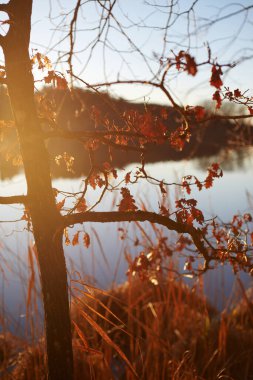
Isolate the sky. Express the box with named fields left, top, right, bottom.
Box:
left=1, top=0, right=253, bottom=107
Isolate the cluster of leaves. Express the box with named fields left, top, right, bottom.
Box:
left=169, top=122, right=191, bottom=151
left=219, top=87, right=253, bottom=114
left=55, top=152, right=75, bottom=173
left=118, top=188, right=137, bottom=212
left=31, top=51, right=68, bottom=90
left=175, top=198, right=204, bottom=226
left=169, top=51, right=225, bottom=110
left=122, top=109, right=167, bottom=144
left=25, top=47, right=253, bottom=279
left=208, top=213, right=253, bottom=274
left=174, top=51, right=197, bottom=76
left=182, top=163, right=223, bottom=194
left=126, top=236, right=172, bottom=283
left=64, top=229, right=90, bottom=248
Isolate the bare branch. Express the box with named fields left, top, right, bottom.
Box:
left=68, top=0, right=82, bottom=81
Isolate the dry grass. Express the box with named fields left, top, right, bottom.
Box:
left=1, top=274, right=253, bottom=380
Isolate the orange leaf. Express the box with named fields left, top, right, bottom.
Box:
left=76, top=199, right=87, bottom=213
left=56, top=198, right=65, bottom=210
left=83, top=232, right=90, bottom=248
left=72, top=231, right=80, bottom=246
left=118, top=188, right=138, bottom=212
left=64, top=229, right=71, bottom=246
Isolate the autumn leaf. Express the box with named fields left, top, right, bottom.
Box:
left=169, top=123, right=191, bottom=151
left=175, top=51, right=197, bottom=76
left=138, top=112, right=166, bottom=142
left=195, top=178, right=203, bottom=191
left=118, top=187, right=138, bottom=212
left=182, top=180, right=191, bottom=194
left=210, top=65, right=223, bottom=89
left=205, top=163, right=223, bottom=188
left=234, top=89, right=241, bottom=98
left=44, top=70, right=68, bottom=90
left=44, top=70, right=55, bottom=84
left=83, top=232, right=90, bottom=248
left=125, top=172, right=131, bottom=184
left=56, top=76, right=68, bottom=90
left=212, top=90, right=222, bottom=109
left=185, top=53, right=197, bottom=76
left=72, top=231, right=80, bottom=246
left=89, top=174, right=105, bottom=189
left=56, top=198, right=65, bottom=210
left=248, top=106, right=253, bottom=115
left=64, top=229, right=71, bottom=246
left=76, top=199, right=87, bottom=213
left=21, top=209, right=31, bottom=221
left=159, top=181, right=167, bottom=195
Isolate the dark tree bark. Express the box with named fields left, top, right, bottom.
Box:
left=1, top=1, right=74, bottom=379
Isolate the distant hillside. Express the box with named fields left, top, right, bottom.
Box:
left=0, top=86, right=252, bottom=179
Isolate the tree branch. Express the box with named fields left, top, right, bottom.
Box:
left=64, top=210, right=210, bottom=264
left=0, top=195, right=28, bottom=205
left=0, top=3, right=9, bottom=12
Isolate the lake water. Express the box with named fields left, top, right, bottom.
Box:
left=0, top=147, right=253, bottom=336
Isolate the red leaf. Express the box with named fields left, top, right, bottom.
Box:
left=212, top=90, right=222, bottom=109
left=118, top=188, right=138, bottom=212
left=195, top=178, right=203, bottom=191
left=125, top=172, right=131, bottom=184
left=175, top=51, right=197, bottom=76
left=210, top=65, right=223, bottom=89
left=234, top=89, right=241, bottom=97
left=182, top=180, right=191, bottom=194
left=185, top=53, right=197, bottom=76
left=138, top=112, right=166, bottom=142
left=248, top=107, right=253, bottom=115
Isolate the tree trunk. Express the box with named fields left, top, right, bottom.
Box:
left=2, top=1, right=73, bottom=379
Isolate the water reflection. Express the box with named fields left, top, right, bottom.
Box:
left=0, top=148, right=253, bottom=335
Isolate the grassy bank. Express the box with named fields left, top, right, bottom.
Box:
left=1, top=275, right=253, bottom=380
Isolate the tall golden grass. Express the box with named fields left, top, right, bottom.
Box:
left=1, top=272, right=252, bottom=380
